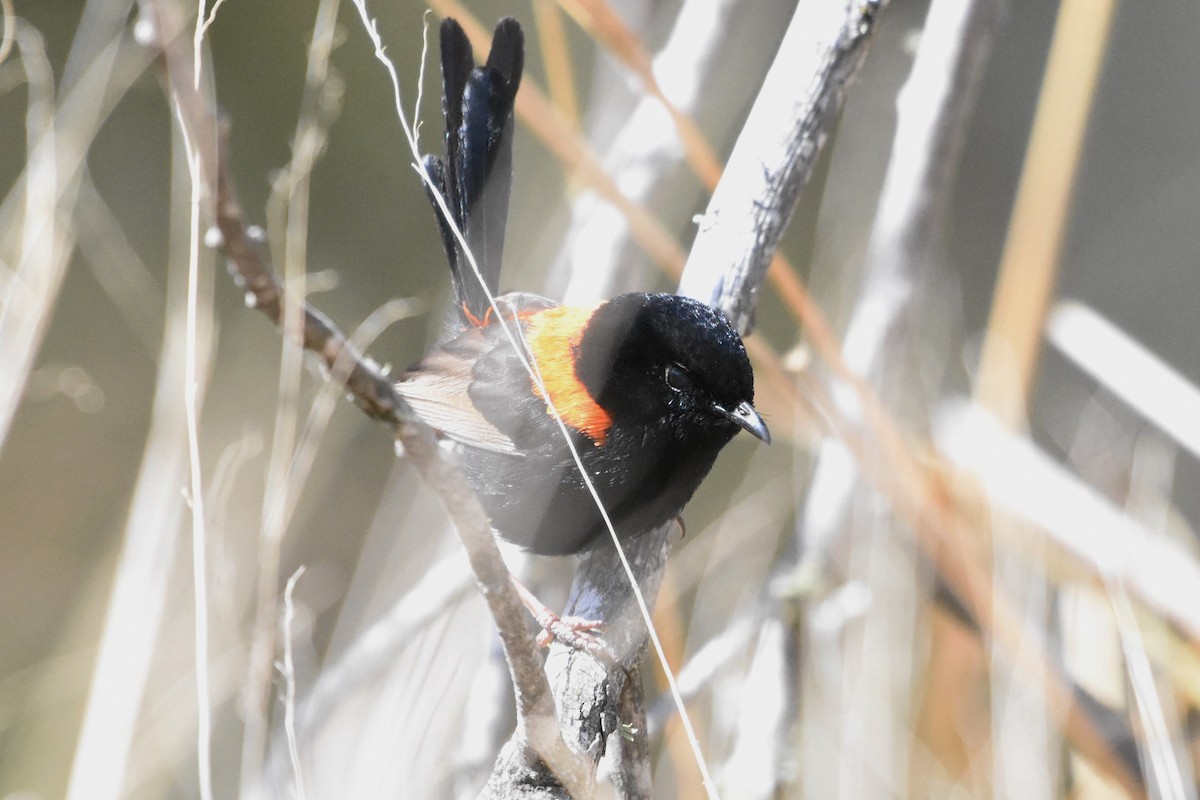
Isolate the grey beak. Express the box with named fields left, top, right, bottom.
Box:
left=721, top=400, right=771, bottom=445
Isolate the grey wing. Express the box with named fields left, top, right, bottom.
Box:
left=396, top=333, right=521, bottom=456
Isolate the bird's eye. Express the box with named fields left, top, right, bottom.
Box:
left=664, top=364, right=694, bottom=393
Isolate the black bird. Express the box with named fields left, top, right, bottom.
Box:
left=398, top=17, right=769, bottom=556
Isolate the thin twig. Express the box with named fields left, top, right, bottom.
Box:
left=412, top=10, right=430, bottom=150
left=179, top=2, right=223, bottom=794
left=174, top=90, right=214, bottom=800
left=63, top=31, right=214, bottom=800
left=141, top=0, right=588, bottom=793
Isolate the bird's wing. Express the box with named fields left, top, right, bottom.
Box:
left=396, top=330, right=521, bottom=456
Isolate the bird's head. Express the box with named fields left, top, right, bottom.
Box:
left=571, top=293, right=770, bottom=447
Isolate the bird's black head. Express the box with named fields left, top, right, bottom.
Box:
left=574, top=293, right=770, bottom=446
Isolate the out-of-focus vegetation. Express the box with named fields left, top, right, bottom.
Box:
left=1, top=0, right=1198, bottom=797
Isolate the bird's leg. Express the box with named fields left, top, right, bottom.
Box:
left=509, top=575, right=616, bottom=666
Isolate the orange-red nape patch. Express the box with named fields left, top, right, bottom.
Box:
left=522, top=306, right=613, bottom=445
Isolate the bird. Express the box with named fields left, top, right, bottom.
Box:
left=397, top=17, right=770, bottom=557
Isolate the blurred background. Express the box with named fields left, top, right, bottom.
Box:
left=1, top=0, right=1198, bottom=797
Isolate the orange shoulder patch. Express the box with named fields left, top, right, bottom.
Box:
left=522, top=306, right=612, bottom=445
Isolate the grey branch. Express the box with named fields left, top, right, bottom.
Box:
left=611, top=667, right=653, bottom=800
left=483, top=522, right=674, bottom=800
left=678, top=0, right=888, bottom=334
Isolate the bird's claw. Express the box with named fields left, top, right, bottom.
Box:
left=534, top=613, right=616, bottom=664
left=535, top=615, right=604, bottom=648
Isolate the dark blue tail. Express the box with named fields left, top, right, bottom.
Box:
left=422, top=18, right=524, bottom=326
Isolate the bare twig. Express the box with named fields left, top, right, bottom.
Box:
left=137, top=0, right=588, bottom=792
left=175, top=75, right=215, bottom=800
left=60, top=15, right=212, bottom=800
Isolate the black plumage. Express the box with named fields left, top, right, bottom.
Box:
left=401, top=19, right=769, bottom=556
left=422, top=18, right=523, bottom=328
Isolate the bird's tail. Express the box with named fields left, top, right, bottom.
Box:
left=422, top=17, right=524, bottom=327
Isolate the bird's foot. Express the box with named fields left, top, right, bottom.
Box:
left=534, top=614, right=604, bottom=650
left=533, top=608, right=616, bottom=666
left=510, top=576, right=617, bottom=665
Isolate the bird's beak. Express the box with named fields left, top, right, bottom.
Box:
left=721, top=400, right=771, bottom=445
